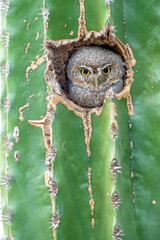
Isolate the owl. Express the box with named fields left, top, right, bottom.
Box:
left=66, top=46, right=125, bottom=108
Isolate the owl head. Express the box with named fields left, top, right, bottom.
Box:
left=66, top=46, right=125, bottom=91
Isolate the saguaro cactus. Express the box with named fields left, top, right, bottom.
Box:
left=0, top=0, right=160, bottom=240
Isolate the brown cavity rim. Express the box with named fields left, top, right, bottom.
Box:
left=45, top=21, right=136, bottom=116
left=44, top=2, right=136, bottom=118
left=45, top=0, right=136, bottom=116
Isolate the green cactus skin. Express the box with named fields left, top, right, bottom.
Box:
left=51, top=101, right=114, bottom=240
left=0, top=2, right=10, bottom=237
left=1, top=0, right=53, bottom=239
left=1, top=0, right=160, bottom=240
left=110, top=2, right=138, bottom=239
left=111, top=0, right=160, bottom=240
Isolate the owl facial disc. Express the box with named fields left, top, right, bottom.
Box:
left=66, top=46, right=125, bottom=108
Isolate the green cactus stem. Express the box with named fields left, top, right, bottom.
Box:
left=1, top=0, right=160, bottom=240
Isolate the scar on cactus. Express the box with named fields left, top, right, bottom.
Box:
left=29, top=0, right=136, bottom=157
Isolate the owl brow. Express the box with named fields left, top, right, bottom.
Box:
left=75, top=65, right=92, bottom=72
left=102, top=64, right=112, bottom=69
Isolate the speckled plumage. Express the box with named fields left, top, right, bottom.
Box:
left=67, top=46, right=125, bottom=108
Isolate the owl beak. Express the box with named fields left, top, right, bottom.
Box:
left=94, top=77, right=98, bottom=87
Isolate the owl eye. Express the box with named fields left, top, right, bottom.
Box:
left=103, top=67, right=111, bottom=74
left=81, top=68, right=90, bottom=75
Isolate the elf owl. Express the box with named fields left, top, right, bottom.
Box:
left=66, top=46, right=125, bottom=108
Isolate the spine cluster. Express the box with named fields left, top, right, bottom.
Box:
left=110, top=102, right=123, bottom=240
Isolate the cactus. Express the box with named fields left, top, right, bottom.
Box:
left=0, top=0, right=160, bottom=240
